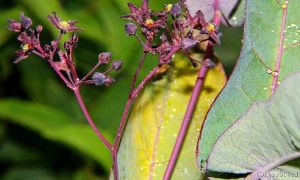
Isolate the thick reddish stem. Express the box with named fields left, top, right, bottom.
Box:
left=163, top=59, right=210, bottom=180
left=163, top=1, right=222, bottom=178
left=73, top=87, right=112, bottom=150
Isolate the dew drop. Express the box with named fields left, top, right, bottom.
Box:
left=266, top=68, right=273, bottom=74
left=277, top=81, right=281, bottom=85
left=263, top=87, right=268, bottom=91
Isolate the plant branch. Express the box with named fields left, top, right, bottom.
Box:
left=111, top=66, right=160, bottom=180
left=163, top=1, right=222, bottom=177
left=130, top=52, right=148, bottom=91
left=73, top=87, right=112, bottom=150
left=163, top=58, right=212, bottom=180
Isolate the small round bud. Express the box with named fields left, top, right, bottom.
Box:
left=7, top=20, right=21, bottom=32
left=104, top=76, right=115, bottom=86
left=125, top=23, right=137, bottom=36
left=20, top=12, right=32, bottom=29
left=36, top=25, right=43, bottom=33
left=112, top=60, right=123, bottom=71
left=170, top=4, right=181, bottom=16
left=92, top=72, right=106, bottom=86
left=98, top=52, right=111, bottom=64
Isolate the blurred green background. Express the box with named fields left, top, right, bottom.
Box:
left=0, top=0, right=242, bottom=179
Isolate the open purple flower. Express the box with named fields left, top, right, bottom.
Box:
left=47, top=12, right=82, bottom=33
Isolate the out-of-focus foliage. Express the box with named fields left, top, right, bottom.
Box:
left=0, top=0, right=242, bottom=179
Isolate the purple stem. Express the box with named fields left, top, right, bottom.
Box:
left=111, top=66, right=159, bottom=180
left=163, top=59, right=210, bottom=180
left=163, top=1, right=222, bottom=177
left=78, top=61, right=102, bottom=85
left=73, top=87, right=112, bottom=150
left=130, top=53, right=147, bottom=91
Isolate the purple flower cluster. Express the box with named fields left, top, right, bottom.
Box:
left=7, top=12, right=122, bottom=88
left=122, top=1, right=221, bottom=66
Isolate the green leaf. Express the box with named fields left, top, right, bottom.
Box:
left=117, top=57, right=227, bottom=179
left=207, top=73, right=300, bottom=178
left=0, top=99, right=112, bottom=171
left=198, top=0, right=300, bottom=165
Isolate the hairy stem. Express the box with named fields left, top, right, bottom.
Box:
left=73, top=87, right=112, bottom=150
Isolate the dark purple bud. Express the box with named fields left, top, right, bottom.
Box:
left=36, top=25, right=43, bottom=33
left=92, top=72, right=107, bottom=86
left=181, top=38, right=198, bottom=51
left=20, top=12, right=32, bottom=29
left=7, top=19, right=21, bottom=32
left=112, top=60, right=123, bottom=71
left=170, top=4, right=181, bottom=16
left=98, top=52, right=111, bottom=64
left=125, top=23, right=137, bottom=36
left=104, top=76, right=115, bottom=86
left=44, top=44, right=51, bottom=52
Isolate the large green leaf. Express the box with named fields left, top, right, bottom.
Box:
left=198, top=0, right=300, bottom=166
left=207, top=73, right=300, bottom=178
left=0, top=99, right=112, bottom=171
left=117, top=57, right=226, bottom=179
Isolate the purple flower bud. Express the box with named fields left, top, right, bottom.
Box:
left=36, top=25, right=43, bottom=33
left=104, top=76, right=115, bottom=86
left=20, top=12, right=32, bottom=29
left=98, top=52, right=111, bottom=64
left=92, top=72, right=107, bottom=86
left=125, top=23, right=137, bottom=36
left=7, top=19, right=21, bottom=32
left=170, top=4, right=181, bottom=16
left=181, top=38, right=198, bottom=51
left=44, top=44, right=52, bottom=52
left=112, top=60, right=123, bottom=71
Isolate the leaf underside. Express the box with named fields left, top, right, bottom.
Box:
left=198, top=0, right=300, bottom=167
left=185, top=0, right=244, bottom=27
left=207, top=73, right=300, bottom=178
left=117, top=56, right=226, bottom=180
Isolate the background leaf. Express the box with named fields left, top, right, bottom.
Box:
left=0, top=99, right=112, bottom=171
left=207, top=73, right=300, bottom=178
left=117, top=56, right=226, bottom=179
left=198, top=0, right=300, bottom=166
